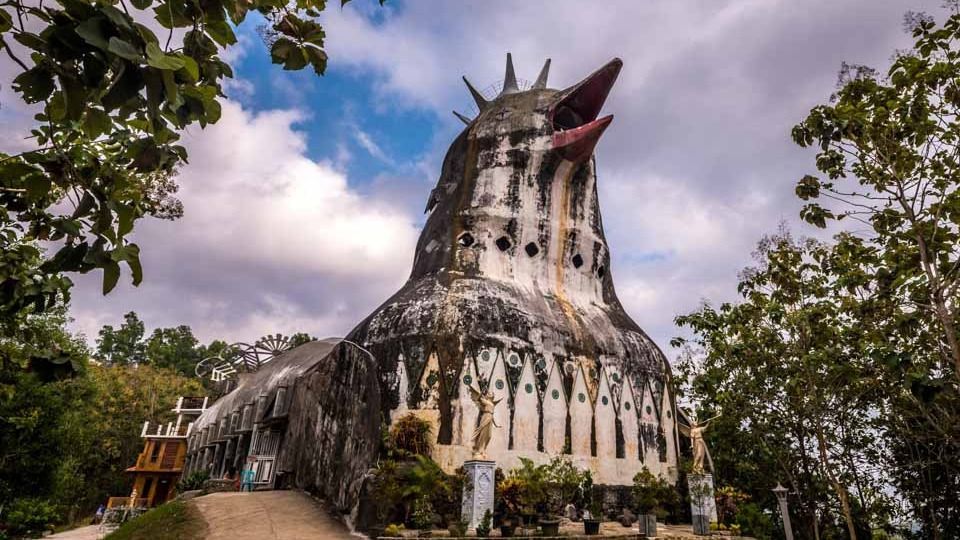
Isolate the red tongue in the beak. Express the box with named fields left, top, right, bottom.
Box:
left=551, top=58, right=621, bottom=162
left=553, top=115, right=613, bottom=162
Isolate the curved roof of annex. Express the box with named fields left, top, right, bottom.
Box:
left=192, top=338, right=342, bottom=431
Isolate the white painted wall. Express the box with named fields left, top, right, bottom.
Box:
left=569, top=364, right=592, bottom=457
left=542, top=361, right=567, bottom=455
left=594, top=369, right=616, bottom=460
left=512, top=356, right=539, bottom=452
left=487, top=355, right=511, bottom=457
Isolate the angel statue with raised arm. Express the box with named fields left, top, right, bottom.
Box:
left=469, top=385, right=502, bottom=460
left=680, top=411, right=721, bottom=475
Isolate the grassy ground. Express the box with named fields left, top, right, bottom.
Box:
left=104, top=501, right=208, bottom=540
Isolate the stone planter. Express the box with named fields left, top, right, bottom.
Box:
left=583, top=518, right=601, bottom=535
left=538, top=517, right=561, bottom=536
left=637, top=514, right=657, bottom=537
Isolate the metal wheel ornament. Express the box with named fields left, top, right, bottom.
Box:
left=195, top=333, right=295, bottom=381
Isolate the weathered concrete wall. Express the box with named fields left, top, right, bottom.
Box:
left=280, top=343, right=382, bottom=513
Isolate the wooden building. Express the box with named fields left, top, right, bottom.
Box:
left=113, top=396, right=208, bottom=509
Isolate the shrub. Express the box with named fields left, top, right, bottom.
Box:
left=389, top=413, right=433, bottom=456
left=715, top=486, right=749, bottom=526
left=383, top=523, right=405, bottom=537
left=733, top=502, right=775, bottom=539
left=476, top=510, right=492, bottom=537
left=3, top=497, right=59, bottom=537
left=541, top=457, right=592, bottom=513
left=177, top=470, right=210, bottom=492
left=410, top=496, right=435, bottom=530
left=632, top=467, right=679, bottom=519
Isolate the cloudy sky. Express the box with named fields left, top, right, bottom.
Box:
left=1, top=0, right=937, bottom=357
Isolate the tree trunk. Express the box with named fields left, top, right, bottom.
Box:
left=814, top=426, right=857, bottom=540
left=911, top=221, right=960, bottom=378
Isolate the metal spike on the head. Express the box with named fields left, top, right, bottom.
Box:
left=452, top=111, right=473, bottom=125
left=463, top=76, right=488, bottom=111
left=533, top=59, right=551, bottom=89
left=501, top=52, right=519, bottom=95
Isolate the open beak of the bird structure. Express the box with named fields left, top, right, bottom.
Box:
left=550, top=58, right=622, bottom=162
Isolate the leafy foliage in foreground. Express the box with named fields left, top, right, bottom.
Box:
left=0, top=0, right=381, bottom=333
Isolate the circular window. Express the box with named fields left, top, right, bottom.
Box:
left=625, top=402, right=631, bottom=411
left=525, top=242, right=540, bottom=257
left=552, top=389, right=560, bottom=400
left=601, top=396, right=609, bottom=406
left=667, top=410, right=672, bottom=418
left=612, top=373, right=621, bottom=383
left=463, top=374, right=472, bottom=386
left=481, top=351, right=490, bottom=362
left=507, top=353, right=521, bottom=367
left=578, top=393, right=586, bottom=403
left=525, top=383, right=533, bottom=394
left=645, top=405, right=652, bottom=414
left=495, top=380, right=504, bottom=390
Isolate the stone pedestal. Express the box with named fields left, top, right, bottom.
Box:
left=688, top=473, right=717, bottom=535
left=461, top=460, right=495, bottom=532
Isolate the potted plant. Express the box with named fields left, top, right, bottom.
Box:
left=499, top=515, right=517, bottom=538
left=497, top=476, right=523, bottom=537
left=632, top=467, right=665, bottom=538
left=583, top=499, right=602, bottom=535
left=538, top=514, right=561, bottom=536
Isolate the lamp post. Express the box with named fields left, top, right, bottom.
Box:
left=772, top=483, right=794, bottom=540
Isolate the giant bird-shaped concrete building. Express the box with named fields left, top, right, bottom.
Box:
left=185, top=54, right=680, bottom=513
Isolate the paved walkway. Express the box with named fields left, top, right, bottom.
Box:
left=193, top=491, right=356, bottom=540
left=46, top=525, right=104, bottom=540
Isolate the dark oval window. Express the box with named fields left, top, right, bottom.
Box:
left=597, top=265, right=606, bottom=278
left=646, top=405, right=652, bottom=414
left=601, top=396, right=609, bottom=406
left=552, top=389, right=560, bottom=400
left=667, top=410, right=672, bottom=418
left=525, top=383, right=534, bottom=394
left=463, top=374, right=472, bottom=386
left=495, top=379, right=505, bottom=390
left=578, top=393, right=586, bottom=403
left=572, top=254, right=584, bottom=268
left=457, top=232, right=475, bottom=247
left=481, top=350, right=490, bottom=362
left=625, top=402, right=631, bottom=411
left=496, top=236, right=512, bottom=252
left=525, top=242, right=540, bottom=257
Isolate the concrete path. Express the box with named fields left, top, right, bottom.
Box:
left=46, top=525, right=104, bottom=540
left=193, top=491, right=356, bottom=540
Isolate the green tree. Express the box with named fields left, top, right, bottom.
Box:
left=145, top=324, right=201, bottom=376
left=96, top=310, right=146, bottom=365
left=675, top=231, right=888, bottom=539
left=792, top=7, right=960, bottom=379
left=789, top=8, right=960, bottom=536
left=0, top=0, right=382, bottom=325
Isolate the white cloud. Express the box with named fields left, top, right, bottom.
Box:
left=68, top=101, right=418, bottom=344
